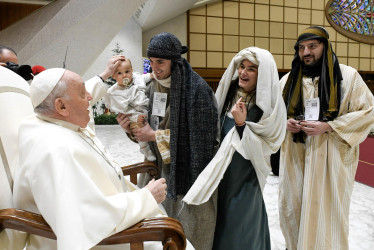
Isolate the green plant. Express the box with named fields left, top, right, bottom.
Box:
left=94, top=113, right=118, bottom=125
left=112, top=41, right=124, bottom=55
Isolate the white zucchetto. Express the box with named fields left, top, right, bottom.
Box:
left=30, top=68, right=65, bottom=108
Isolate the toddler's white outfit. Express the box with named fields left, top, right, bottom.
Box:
left=103, top=72, right=156, bottom=161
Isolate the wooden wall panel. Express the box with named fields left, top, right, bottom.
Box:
left=0, top=2, right=43, bottom=31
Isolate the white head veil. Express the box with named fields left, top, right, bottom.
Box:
left=215, top=47, right=280, bottom=118
left=183, top=47, right=287, bottom=205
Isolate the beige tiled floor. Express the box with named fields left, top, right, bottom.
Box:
left=96, top=125, right=374, bottom=250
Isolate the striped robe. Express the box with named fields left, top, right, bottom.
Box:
left=279, top=64, right=374, bottom=250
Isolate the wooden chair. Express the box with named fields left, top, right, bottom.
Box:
left=0, top=68, right=186, bottom=250
left=0, top=161, right=186, bottom=250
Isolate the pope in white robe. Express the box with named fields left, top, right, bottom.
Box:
left=11, top=67, right=190, bottom=250
left=14, top=114, right=165, bottom=250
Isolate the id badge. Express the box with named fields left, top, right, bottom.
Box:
left=305, top=98, right=319, bottom=121
left=152, top=92, right=167, bottom=117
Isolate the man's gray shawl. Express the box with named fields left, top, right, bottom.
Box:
left=149, top=58, right=218, bottom=200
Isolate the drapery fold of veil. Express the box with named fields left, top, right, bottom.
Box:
left=183, top=47, right=287, bottom=205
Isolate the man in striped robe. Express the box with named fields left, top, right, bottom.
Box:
left=279, top=26, right=374, bottom=250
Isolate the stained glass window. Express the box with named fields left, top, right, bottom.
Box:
left=326, top=0, right=374, bottom=44
left=143, top=58, right=151, bottom=74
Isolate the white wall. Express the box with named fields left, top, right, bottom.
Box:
left=82, top=17, right=143, bottom=80
left=142, top=13, right=187, bottom=58
left=85, top=11, right=188, bottom=81
left=0, top=0, right=145, bottom=77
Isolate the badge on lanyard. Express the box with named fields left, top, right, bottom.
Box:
left=152, top=92, right=167, bottom=117
left=305, top=98, right=320, bottom=121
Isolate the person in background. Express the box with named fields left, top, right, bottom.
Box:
left=31, top=65, right=46, bottom=76
left=279, top=26, right=374, bottom=250
left=183, top=47, right=287, bottom=250
left=0, top=45, right=32, bottom=81
left=0, top=45, right=18, bottom=65
left=116, top=32, right=219, bottom=250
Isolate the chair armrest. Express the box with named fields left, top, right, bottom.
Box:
left=99, top=217, right=186, bottom=250
left=122, top=162, right=159, bottom=185
left=0, top=208, right=55, bottom=240
left=0, top=209, right=186, bottom=250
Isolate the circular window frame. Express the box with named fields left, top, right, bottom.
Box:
left=325, top=0, right=374, bottom=45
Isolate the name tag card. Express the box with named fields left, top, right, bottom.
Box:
left=305, top=98, right=319, bottom=121
left=152, top=92, right=167, bottom=117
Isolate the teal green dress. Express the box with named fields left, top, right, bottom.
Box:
left=212, top=106, right=270, bottom=250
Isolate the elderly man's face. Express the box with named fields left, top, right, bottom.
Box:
left=298, top=39, right=324, bottom=66
left=149, top=57, right=172, bottom=80
left=0, top=49, right=18, bottom=66
left=63, top=71, right=92, bottom=128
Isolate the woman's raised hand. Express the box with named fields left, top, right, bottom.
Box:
left=231, top=97, right=247, bottom=126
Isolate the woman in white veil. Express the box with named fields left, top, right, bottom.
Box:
left=183, top=47, right=287, bottom=249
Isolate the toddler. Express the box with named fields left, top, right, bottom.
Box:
left=103, top=59, right=156, bottom=161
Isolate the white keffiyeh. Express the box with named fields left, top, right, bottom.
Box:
left=183, top=47, right=287, bottom=205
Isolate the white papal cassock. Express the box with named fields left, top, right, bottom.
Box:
left=13, top=114, right=164, bottom=250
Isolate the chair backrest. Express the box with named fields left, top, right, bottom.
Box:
left=0, top=66, right=34, bottom=248
left=0, top=66, right=34, bottom=206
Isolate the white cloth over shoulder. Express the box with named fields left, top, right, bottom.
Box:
left=103, top=72, right=150, bottom=115
left=183, top=47, right=287, bottom=205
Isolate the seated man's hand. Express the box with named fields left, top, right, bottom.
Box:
left=99, top=55, right=126, bottom=80
left=145, top=178, right=167, bottom=204
left=116, top=113, right=132, bottom=133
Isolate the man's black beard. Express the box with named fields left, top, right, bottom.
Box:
left=301, top=58, right=322, bottom=77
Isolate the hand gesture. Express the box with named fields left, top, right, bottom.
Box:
left=99, top=55, right=126, bottom=80
left=231, top=97, right=247, bottom=126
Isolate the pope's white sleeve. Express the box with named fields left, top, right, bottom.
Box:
left=85, top=76, right=108, bottom=105
left=28, top=143, right=160, bottom=250
left=85, top=76, right=109, bottom=131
